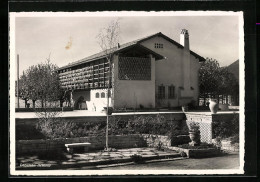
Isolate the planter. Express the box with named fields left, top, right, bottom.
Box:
left=189, top=131, right=200, bottom=146
left=182, top=106, right=188, bottom=112
left=103, top=107, right=113, bottom=115
left=209, top=99, right=218, bottom=114
left=169, top=146, right=221, bottom=158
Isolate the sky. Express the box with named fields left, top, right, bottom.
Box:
left=14, top=12, right=240, bottom=77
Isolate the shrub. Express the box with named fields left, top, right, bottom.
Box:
left=16, top=124, right=45, bottom=140
left=18, top=115, right=188, bottom=140
left=36, top=118, right=77, bottom=139
left=212, top=114, right=239, bottom=139
left=109, top=115, right=188, bottom=137
left=130, top=154, right=144, bottom=164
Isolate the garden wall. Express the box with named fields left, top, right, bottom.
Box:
left=185, top=112, right=239, bottom=143
left=16, top=134, right=175, bottom=155
left=16, top=135, right=146, bottom=155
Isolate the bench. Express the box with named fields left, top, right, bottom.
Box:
left=65, top=142, right=91, bottom=153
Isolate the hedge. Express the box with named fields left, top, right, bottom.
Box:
left=16, top=115, right=189, bottom=140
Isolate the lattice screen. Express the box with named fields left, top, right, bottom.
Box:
left=118, top=57, right=151, bottom=80
left=186, top=120, right=212, bottom=144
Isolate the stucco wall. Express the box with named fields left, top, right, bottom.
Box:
left=89, top=89, right=112, bottom=112
left=71, top=89, right=111, bottom=111
left=113, top=55, right=156, bottom=109
left=140, top=35, right=201, bottom=107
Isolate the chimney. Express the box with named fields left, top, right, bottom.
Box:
left=180, top=29, right=189, bottom=50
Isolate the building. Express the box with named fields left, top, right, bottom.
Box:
left=57, top=30, right=205, bottom=111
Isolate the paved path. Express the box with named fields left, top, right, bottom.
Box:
left=16, top=147, right=180, bottom=170
left=15, top=110, right=238, bottom=119
left=81, top=154, right=240, bottom=170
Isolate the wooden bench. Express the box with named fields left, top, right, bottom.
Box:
left=65, top=142, right=91, bottom=153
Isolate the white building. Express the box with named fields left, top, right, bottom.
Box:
left=57, top=29, right=205, bottom=111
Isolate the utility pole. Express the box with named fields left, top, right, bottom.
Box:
left=17, top=54, right=19, bottom=108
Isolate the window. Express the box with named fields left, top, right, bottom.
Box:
left=154, top=43, right=163, bottom=49
left=158, top=85, right=165, bottom=99
left=95, top=92, right=99, bottom=98
left=168, top=85, right=175, bottom=99
left=101, top=92, right=105, bottom=98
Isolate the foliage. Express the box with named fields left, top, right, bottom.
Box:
left=218, top=67, right=239, bottom=96
left=199, top=58, right=221, bottom=96
left=189, top=122, right=200, bottom=133
left=18, top=56, right=62, bottom=108
left=180, top=151, right=187, bottom=157
left=17, top=72, right=30, bottom=107
left=36, top=117, right=77, bottom=139
left=16, top=124, right=45, bottom=140
left=17, top=115, right=189, bottom=140
left=199, top=58, right=239, bottom=103
left=109, top=115, right=188, bottom=136
left=130, top=154, right=144, bottom=164
left=212, top=114, right=239, bottom=139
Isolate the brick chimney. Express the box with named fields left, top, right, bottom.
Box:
left=180, top=29, right=190, bottom=50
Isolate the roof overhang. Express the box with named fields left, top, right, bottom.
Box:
left=57, top=43, right=165, bottom=71
left=115, top=43, right=165, bottom=61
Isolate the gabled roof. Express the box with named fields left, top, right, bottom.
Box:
left=58, top=32, right=205, bottom=71
left=136, top=32, right=206, bottom=62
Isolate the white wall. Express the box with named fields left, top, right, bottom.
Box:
left=140, top=35, right=201, bottom=107
left=113, top=55, right=156, bottom=109
left=89, top=89, right=112, bottom=112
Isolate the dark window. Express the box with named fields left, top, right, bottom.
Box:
left=101, top=92, right=105, bottom=98
left=95, top=93, right=99, bottom=98
left=158, top=85, right=165, bottom=99
left=168, top=85, right=175, bottom=99
left=154, top=43, right=163, bottom=49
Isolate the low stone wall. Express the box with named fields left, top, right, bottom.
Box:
left=16, top=135, right=147, bottom=155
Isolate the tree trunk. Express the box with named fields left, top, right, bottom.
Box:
left=33, top=100, right=36, bottom=109
left=203, top=94, right=206, bottom=106
left=60, top=100, right=63, bottom=107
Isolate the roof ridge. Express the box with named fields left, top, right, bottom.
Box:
left=58, top=31, right=205, bottom=70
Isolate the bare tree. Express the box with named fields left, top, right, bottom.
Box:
left=96, top=19, right=120, bottom=151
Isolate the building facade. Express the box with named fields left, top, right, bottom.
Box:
left=57, top=30, right=205, bottom=111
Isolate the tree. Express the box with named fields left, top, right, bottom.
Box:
left=17, top=71, right=30, bottom=108
left=199, top=58, right=221, bottom=105
left=199, top=58, right=239, bottom=105
left=96, top=19, right=120, bottom=151
left=20, top=55, right=61, bottom=108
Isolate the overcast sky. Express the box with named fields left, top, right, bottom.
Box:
left=14, top=13, right=240, bottom=77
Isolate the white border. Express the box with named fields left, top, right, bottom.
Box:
left=9, top=11, right=244, bottom=176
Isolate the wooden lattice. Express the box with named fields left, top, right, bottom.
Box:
left=59, top=59, right=110, bottom=89
left=118, top=57, right=151, bottom=80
